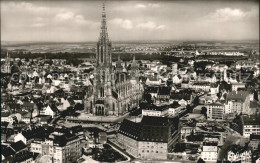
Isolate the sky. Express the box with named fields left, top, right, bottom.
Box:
left=1, top=0, right=259, bottom=42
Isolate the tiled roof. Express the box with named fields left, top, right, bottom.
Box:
left=1, top=146, right=15, bottom=158
left=228, top=145, right=251, bottom=154
left=226, top=91, right=249, bottom=102
left=13, top=150, right=34, bottom=162
left=118, top=116, right=179, bottom=143
left=10, top=140, right=27, bottom=152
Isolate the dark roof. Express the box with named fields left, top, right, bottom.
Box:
left=70, top=125, right=84, bottom=134
left=141, top=116, right=170, bottom=126
left=146, top=86, right=159, bottom=94
left=250, top=101, right=260, bottom=108
left=170, top=92, right=192, bottom=101
left=95, top=99, right=104, bottom=104
left=10, top=140, right=27, bottom=152
left=22, top=103, right=35, bottom=108
left=228, top=145, right=251, bottom=154
left=52, top=128, right=80, bottom=147
left=250, top=134, right=260, bottom=141
left=21, top=126, right=46, bottom=140
left=1, top=146, right=15, bottom=158
left=118, top=119, right=141, bottom=140
left=158, top=86, right=171, bottom=95
left=118, top=116, right=179, bottom=143
left=6, top=103, right=21, bottom=110
left=243, top=114, right=260, bottom=125
left=36, top=115, right=52, bottom=122
left=227, top=91, right=249, bottom=102
left=13, top=150, right=34, bottom=162
left=1, top=111, right=11, bottom=117
left=147, top=76, right=159, bottom=82
left=203, top=142, right=218, bottom=146
left=207, top=102, right=224, bottom=107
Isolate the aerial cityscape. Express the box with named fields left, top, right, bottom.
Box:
left=1, top=0, right=259, bottom=163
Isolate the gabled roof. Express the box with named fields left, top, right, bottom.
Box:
left=226, top=91, right=249, bottom=102
left=13, top=150, right=34, bottom=162
left=21, top=126, right=46, bottom=140
left=1, top=146, right=15, bottom=158
left=10, top=140, right=27, bottom=152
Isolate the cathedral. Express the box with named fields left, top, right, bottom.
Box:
left=1, top=51, right=11, bottom=74
left=84, top=4, right=143, bottom=116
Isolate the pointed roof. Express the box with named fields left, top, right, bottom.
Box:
left=99, top=2, right=109, bottom=43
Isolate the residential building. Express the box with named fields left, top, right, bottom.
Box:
left=201, top=142, right=218, bottom=162
left=142, top=105, right=168, bottom=117
left=226, top=91, right=250, bottom=114
left=30, top=127, right=84, bottom=163
left=232, top=83, right=246, bottom=91
left=243, top=114, right=260, bottom=138
left=249, top=135, right=260, bottom=150
left=206, top=102, right=224, bottom=120
left=192, top=82, right=210, bottom=92
left=227, top=145, right=252, bottom=163
left=231, top=114, right=260, bottom=138
left=14, top=126, right=46, bottom=144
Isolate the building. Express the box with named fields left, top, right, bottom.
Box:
left=201, top=142, right=218, bottom=162
left=97, top=132, right=107, bottom=144
left=117, top=116, right=179, bottom=160
left=172, top=63, right=178, bottom=75
left=226, top=91, right=250, bottom=114
left=14, top=126, right=46, bottom=145
left=232, top=83, right=246, bottom=91
left=230, top=114, right=260, bottom=138
left=249, top=135, right=260, bottom=150
left=142, top=105, right=168, bottom=117
left=191, top=82, right=211, bottom=92
left=40, top=105, right=59, bottom=118
left=227, top=145, right=252, bottom=163
left=30, top=127, right=84, bottom=163
left=157, top=86, right=171, bottom=102
left=243, top=114, right=260, bottom=138
left=84, top=4, right=142, bottom=116
left=206, top=102, right=224, bottom=121
left=1, top=51, right=11, bottom=73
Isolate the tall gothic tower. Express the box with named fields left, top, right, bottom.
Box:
left=5, top=51, right=11, bottom=73
left=92, top=3, right=113, bottom=115
left=85, top=3, right=143, bottom=116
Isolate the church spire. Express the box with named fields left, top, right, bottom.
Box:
left=100, top=2, right=109, bottom=41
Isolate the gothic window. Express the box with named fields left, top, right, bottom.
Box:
left=90, top=101, right=93, bottom=113
left=113, top=103, right=115, bottom=112
left=100, top=87, right=104, bottom=97
left=101, top=46, right=103, bottom=63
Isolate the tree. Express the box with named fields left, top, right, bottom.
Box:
left=74, top=103, right=84, bottom=111
left=197, top=158, right=205, bottom=163
left=166, top=78, right=173, bottom=87
left=201, top=107, right=207, bottom=118
left=144, top=93, right=152, bottom=104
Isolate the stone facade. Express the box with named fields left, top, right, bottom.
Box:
left=84, top=4, right=143, bottom=116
